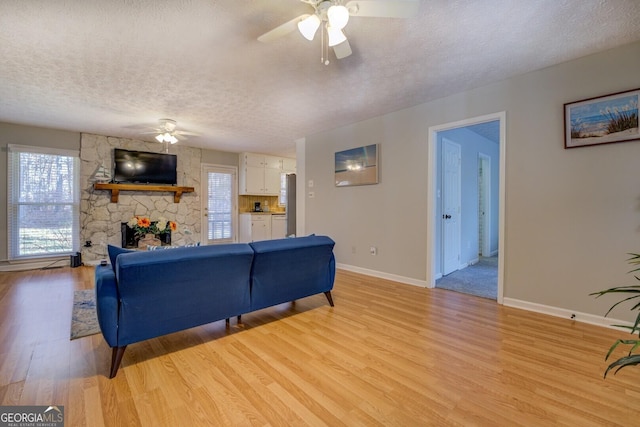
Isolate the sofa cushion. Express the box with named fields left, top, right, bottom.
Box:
left=107, top=245, right=134, bottom=273
left=249, top=235, right=336, bottom=311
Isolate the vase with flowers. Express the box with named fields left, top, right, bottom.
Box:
left=127, top=216, right=177, bottom=249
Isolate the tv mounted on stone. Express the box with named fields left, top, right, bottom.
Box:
left=113, top=148, right=177, bottom=185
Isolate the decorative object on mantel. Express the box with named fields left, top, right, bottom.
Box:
left=564, top=88, right=639, bottom=149
left=93, top=183, right=194, bottom=203
left=590, top=253, right=640, bottom=377
left=89, top=163, right=112, bottom=183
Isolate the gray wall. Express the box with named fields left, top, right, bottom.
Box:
left=0, top=122, right=238, bottom=262
left=303, top=41, right=640, bottom=322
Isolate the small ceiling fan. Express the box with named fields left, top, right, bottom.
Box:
left=257, top=0, right=419, bottom=64
left=141, top=119, right=199, bottom=145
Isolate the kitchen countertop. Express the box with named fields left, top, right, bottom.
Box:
left=241, top=212, right=285, bottom=215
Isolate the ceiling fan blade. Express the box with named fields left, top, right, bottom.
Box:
left=333, top=39, right=352, bottom=59
left=345, top=0, right=419, bottom=18
left=175, top=130, right=199, bottom=137
left=257, top=14, right=310, bottom=43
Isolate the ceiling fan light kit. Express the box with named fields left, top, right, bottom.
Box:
left=298, top=14, right=321, bottom=40
left=327, top=5, right=349, bottom=29
left=155, top=133, right=178, bottom=144
left=327, top=26, right=347, bottom=47
left=258, top=0, right=419, bottom=64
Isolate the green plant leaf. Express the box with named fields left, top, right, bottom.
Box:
left=604, top=354, right=640, bottom=377
left=604, top=339, right=639, bottom=360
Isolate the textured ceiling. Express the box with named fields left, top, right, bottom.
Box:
left=1, top=1, right=639, bottom=157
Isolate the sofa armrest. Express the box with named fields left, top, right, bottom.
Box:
left=94, top=265, right=119, bottom=347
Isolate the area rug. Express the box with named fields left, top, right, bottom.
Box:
left=70, top=289, right=100, bottom=340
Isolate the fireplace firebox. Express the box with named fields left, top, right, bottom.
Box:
left=121, top=222, right=171, bottom=248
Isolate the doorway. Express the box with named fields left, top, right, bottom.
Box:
left=201, top=164, right=238, bottom=244
left=427, top=112, right=505, bottom=303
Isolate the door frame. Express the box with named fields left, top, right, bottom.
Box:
left=426, top=112, right=506, bottom=304
left=478, top=153, right=492, bottom=257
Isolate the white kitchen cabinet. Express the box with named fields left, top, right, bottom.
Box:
left=239, top=213, right=272, bottom=243
left=239, top=152, right=296, bottom=195
left=281, top=157, right=296, bottom=172
left=271, top=215, right=287, bottom=239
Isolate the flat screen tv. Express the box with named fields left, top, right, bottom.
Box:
left=113, top=149, right=177, bottom=185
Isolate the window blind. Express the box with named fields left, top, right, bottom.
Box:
left=207, top=171, right=233, bottom=241
left=7, top=144, right=80, bottom=259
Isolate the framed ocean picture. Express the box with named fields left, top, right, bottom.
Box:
left=564, top=88, right=639, bottom=149
left=335, top=144, right=379, bottom=187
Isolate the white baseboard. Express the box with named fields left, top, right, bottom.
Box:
left=336, top=263, right=427, bottom=288
left=0, top=257, right=69, bottom=272
left=503, top=297, right=633, bottom=332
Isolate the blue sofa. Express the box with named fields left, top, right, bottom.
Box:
left=95, top=235, right=336, bottom=378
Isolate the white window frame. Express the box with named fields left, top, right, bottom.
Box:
left=7, top=144, right=80, bottom=260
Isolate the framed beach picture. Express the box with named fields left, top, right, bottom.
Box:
left=335, top=144, right=379, bottom=187
left=564, top=88, right=640, bottom=149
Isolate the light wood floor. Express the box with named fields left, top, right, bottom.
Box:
left=0, top=266, right=638, bottom=426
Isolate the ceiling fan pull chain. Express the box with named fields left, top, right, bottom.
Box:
left=322, top=23, right=330, bottom=65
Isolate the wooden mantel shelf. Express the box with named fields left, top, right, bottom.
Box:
left=94, top=183, right=195, bottom=203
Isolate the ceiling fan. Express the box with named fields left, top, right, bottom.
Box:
left=141, top=119, right=199, bottom=145
left=257, top=0, right=420, bottom=64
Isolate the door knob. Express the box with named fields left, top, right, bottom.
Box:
left=443, top=214, right=451, bottom=219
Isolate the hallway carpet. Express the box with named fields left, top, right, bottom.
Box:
left=436, top=256, right=498, bottom=299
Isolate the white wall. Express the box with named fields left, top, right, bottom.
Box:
left=304, top=41, right=640, bottom=322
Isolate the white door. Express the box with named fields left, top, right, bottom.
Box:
left=202, top=164, right=237, bottom=244
left=442, top=138, right=461, bottom=276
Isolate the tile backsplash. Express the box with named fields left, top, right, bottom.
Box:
left=239, top=195, right=284, bottom=213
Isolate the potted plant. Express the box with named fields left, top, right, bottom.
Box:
left=591, top=253, right=640, bottom=377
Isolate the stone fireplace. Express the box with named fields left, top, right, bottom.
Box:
left=80, top=133, right=202, bottom=262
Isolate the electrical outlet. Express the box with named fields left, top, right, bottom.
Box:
left=308, top=180, right=314, bottom=188
left=370, top=246, right=377, bottom=255
left=308, top=191, right=315, bottom=198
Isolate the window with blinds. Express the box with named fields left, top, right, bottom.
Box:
left=206, top=170, right=234, bottom=241
left=7, top=145, right=80, bottom=259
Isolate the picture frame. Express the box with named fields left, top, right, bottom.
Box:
left=564, top=88, right=639, bottom=149
left=335, top=144, right=379, bottom=187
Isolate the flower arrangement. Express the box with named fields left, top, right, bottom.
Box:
left=127, top=216, right=177, bottom=238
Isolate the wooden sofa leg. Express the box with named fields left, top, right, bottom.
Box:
left=110, top=346, right=127, bottom=379
left=324, top=291, right=334, bottom=307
